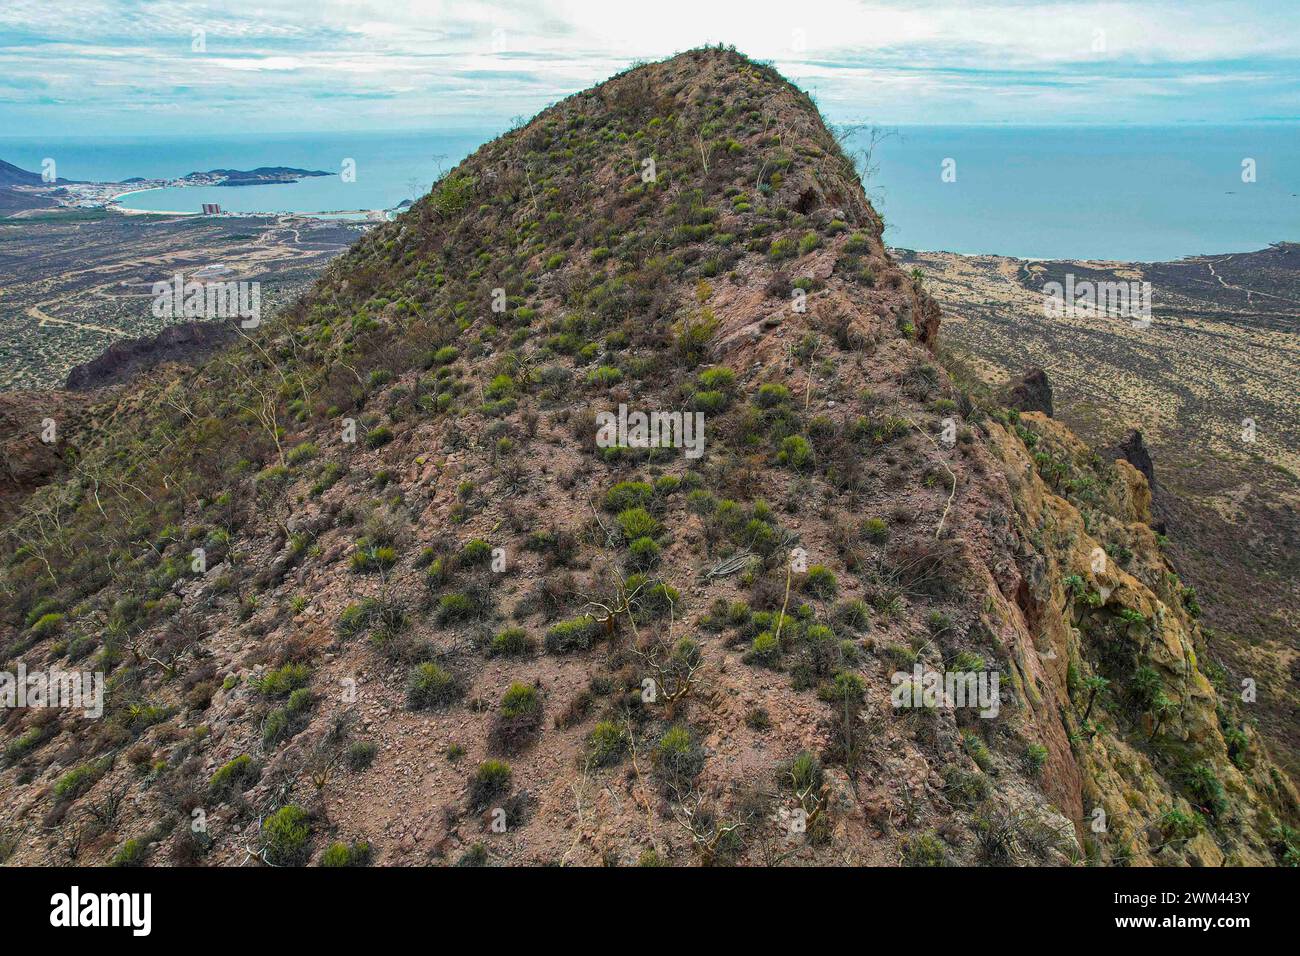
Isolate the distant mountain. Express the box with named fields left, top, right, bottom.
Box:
left=0, top=160, right=59, bottom=213
left=0, top=158, right=45, bottom=187
left=0, top=158, right=69, bottom=187
left=0, top=159, right=62, bottom=213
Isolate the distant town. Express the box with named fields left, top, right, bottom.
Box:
left=0, top=159, right=389, bottom=219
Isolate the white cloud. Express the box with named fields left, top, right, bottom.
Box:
left=1, top=0, right=1296, bottom=133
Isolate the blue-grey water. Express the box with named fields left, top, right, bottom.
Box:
left=2, top=125, right=1295, bottom=261
left=868, top=125, right=1298, bottom=261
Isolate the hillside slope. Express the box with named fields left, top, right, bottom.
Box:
left=1, top=48, right=1295, bottom=867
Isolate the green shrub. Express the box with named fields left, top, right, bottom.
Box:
left=1183, top=763, right=1228, bottom=818
left=819, top=669, right=866, bottom=704
left=768, top=236, right=796, bottom=260
left=617, top=507, right=659, bottom=541
left=654, top=475, right=680, bottom=496
left=586, top=721, right=629, bottom=766
left=435, top=592, right=476, bottom=624
left=586, top=365, right=623, bottom=387
left=862, top=517, right=888, bottom=542
left=52, top=763, right=102, bottom=801
left=545, top=615, right=602, bottom=653
left=499, top=682, right=540, bottom=719
left=469, top=760, right=512, bottom=809
left=654, top=725, right=704, bottom=786
left=30, top=612, right=64, bottom=637
left=628, top=536, right=661, bottom=569
left=407, top=662, right=462, bottom=710
left=605, top=481, right=654, bottom=512
left=255, top=662, right=310, bottom=698
left=692, top=390, right=729, bottom=413
left=337, top=598, right=379, bottom=637
left=111, top=839, right=147, bottom=867
left=492, top=682, right=544, bottom=752
left=350, top=544, right=397, bottom=573
left=262, top=707, right=293, bottom=748
left=488, top=627, right=534, bottom=657
left=635, top=581, right=680, bottom=621
left=1160, top=808, right=1202, bottom=843
left=320, top=840, right=372, bottom=867
left=744, top=631, right=781, bottom=667
left=24, top=599, right=61, bottom=629
left=209, top=754, right=258, bottom=796
left=943, top=765, right=991, bottom=806
left=365, top=425, right=393, bottom=448
left=900, top=832, right=949, bottom=866
left=1024, top=743, right=1049, bottom=775
left=756, top=383, right=792, bottom=407
left=778, top=434, right=813, bottom=469
left=962, top=732, right=993, bottom=772
left=927, top=611, right=953, bottom=635
left=484, top=374, right=515, bottom=400
left=459, top=538, right=493, bottom=566
left=4, top=725, right=51, bottom=762
left=697, top=367, right=736, bottom=391
left=833, top=599, right=871, bottom=631
left=262, top=804, right=312, bottom=866
left=803, top=565, right=838, bottom=599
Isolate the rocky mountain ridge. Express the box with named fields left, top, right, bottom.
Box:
left=0, top=47, right=1294, bottom=867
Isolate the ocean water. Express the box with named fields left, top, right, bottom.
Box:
left=2, top=125, right=1295, bottom=261
left=863, top=125, right=1299, bottom=261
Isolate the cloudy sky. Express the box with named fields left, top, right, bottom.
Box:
left=2, top=0, right=1297, bottom=136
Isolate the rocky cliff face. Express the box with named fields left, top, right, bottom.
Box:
left=982, top=412, right=1295, bottom=863
left=0, top=48, right=1293, bottom=868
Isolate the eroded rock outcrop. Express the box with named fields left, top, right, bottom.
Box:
left=65, top=320, right=237, bottom=390
left=1003, top=368, right=1053, bottom=417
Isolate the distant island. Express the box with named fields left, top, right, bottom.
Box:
left=181, top=167, right=332, bottom=187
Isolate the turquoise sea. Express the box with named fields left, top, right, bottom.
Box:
left=2, top=125, right=1296, bottom=261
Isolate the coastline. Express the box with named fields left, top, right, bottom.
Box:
left=110, top=184, right=381, bottom=221
left=886, top=240, right=1295, bottom=266
left=6, top=192, right=385, bottom=223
